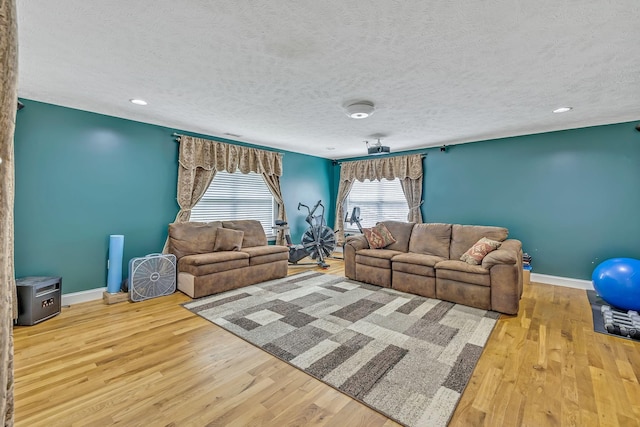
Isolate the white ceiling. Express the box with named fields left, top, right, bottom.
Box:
left=16, top=1, right=640, bottom=159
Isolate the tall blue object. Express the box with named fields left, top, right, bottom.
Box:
left=592, top=258, right=640, bottom=311
left=107, top=234, right=125, bottom=293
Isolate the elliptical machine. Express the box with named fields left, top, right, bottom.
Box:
left=273, top=200, right=336, bottom=269
left=327, top=206, right=364, bottom=261
left=344, top=206, right=364, bottom=233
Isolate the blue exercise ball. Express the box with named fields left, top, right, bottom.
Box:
left=592, top=258, right=640, bottom=311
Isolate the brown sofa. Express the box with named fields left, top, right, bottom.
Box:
left=344, top=221, right=523, bottom=314
left=167, top=220, right=289, bottom=298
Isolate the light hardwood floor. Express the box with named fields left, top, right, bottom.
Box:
left=14, top=257, right=640, bottom=426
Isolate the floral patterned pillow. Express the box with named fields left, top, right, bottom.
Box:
left=460, top=237, right=502, bottom=265
left=362, top=223, right=397, bottom=249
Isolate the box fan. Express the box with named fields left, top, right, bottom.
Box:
left=128, top=253, right=176, bottom=302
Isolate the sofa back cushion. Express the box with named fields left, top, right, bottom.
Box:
left=222, top=220, right=267, bottom=248
left=168, top=221, right=222, bottom=260
left=213, top=227, right=244, bottom=251
left=378, top=221, right=415, bottom=252
left=450, top=224, right=509, bottom=260
left=409, top=223, right=452, bottom=258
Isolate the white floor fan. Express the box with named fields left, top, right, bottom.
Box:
left=128, top=253, right=177, bottom=302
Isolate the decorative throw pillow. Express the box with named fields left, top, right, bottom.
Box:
left=460, top=237, right=502, bottom=265
left=213, top=228, right=244, bottom=252
left=362, top=223, right=397, bottom=249
left=168, top=222, right=218, bottom=259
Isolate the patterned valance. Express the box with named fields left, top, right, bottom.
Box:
left=179, top=135, right=283, bottom=176
left=339, top=154, right=422, bottom=182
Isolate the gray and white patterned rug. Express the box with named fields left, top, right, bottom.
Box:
left=183, top=271, right=498, bottom=427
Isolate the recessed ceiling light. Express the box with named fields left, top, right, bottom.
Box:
left=345, top=101, right=375, bottom=119
left=553, top=106, right=572, bottom=113
left=130, top=99, right=147, bottom=106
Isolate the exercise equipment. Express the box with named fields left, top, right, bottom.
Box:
left=273, top=221, right=309, bottom=265
left=273, top=200, right=336, bottom=269
left=344, top=206, right=364, bottom=233
left=592, top=257, right=640, bottom=311
left=107, top=234, right=125, bottom=294
left=600, top=305, right=640, bottom=340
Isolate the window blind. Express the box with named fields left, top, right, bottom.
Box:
left=345, top=179, right=409, bottom=230
left=190, top=171, right=276, bottom=237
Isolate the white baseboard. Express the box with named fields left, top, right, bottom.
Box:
left=530, top=273, right=593, bottom=290
left=62, top=287, right=107, bottom=306
left=59, top=272, right=592, bottom=306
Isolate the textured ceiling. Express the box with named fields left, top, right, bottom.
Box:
left=16, top=1, right=640, bottom=159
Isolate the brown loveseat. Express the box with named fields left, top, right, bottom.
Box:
left=167, top=220, right=289, bottom=298
left=344, top=221, right=523, bottom=314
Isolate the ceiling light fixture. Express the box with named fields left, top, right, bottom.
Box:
left=366, top=139, right=390, bottom=155
left=553, top=106, right=572, bottom=113
left=130, top=99, right=148, bottom=106
left=345, top=101, right=375, bottom=119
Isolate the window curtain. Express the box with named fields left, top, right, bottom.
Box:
left=400, top=177, right=423, bottom=223
left=0, top=0, right=17, bottom=423
left=334, top=154, right=423, bottom=244
left=164, top=136, right=285, bottom=251
left=261, top=174, right=287, bottom=245
left=333, top=180, right=355, bottom=246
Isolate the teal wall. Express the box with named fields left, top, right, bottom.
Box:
left=281, top=154, right=334, bottom=244
left=335, top=122, right=640, bottom=280
left=423, top=123, right=640, bottom=280
left=14, top=100, right=332, bottom=294
left=16, top=98, right=638, bottom=291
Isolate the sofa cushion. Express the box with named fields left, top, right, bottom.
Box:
left=362, top=223, right=397, bottom=249
left=449, top=224, right=508, bottom=260
left=392, top=261, right=437, bottom=277
left=241, top=245, right=289, bottom=266
left=392, top=252, right=445, bottom=278
left=214, top=228, right=244, bottom=252
left=178, top=251, right=249, bottom=276
left=392, top=252, right=446, bottom=268
left=168, top=221, right=221, bottom=260
left=435, top=260, right=491, bottom=286
left=460, top=237, right=502, bottom=265
left=356, top=248, right=403, bottom=269
left=378, top=221, right=415, bottom=252
left=222, top=220, right=267, bottom=248
left=408, top=223, right=452, bottom=258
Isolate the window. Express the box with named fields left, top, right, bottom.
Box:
left=190, top=171, right=276, bottom=238
left=344, top=178, right=409, bottom=231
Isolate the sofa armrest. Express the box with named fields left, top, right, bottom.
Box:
left=346, top=235, right=370, bottom=251
left=481, top=239, right=521, bottom=269
left=344, top=235, right=369, bottom=279
left=485, top=239, right=523, bottom=314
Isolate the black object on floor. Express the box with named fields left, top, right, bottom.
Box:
left=587, top=290, right=640, bottom=342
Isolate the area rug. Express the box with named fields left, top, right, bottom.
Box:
left=183, top=271, right=499, bottom=426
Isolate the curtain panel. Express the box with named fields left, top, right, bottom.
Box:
left=334, top=154, right=424, bottom=244
left=165, top=136, right=286, bottom=251
left=400, top=177, right=424, bottom=223
left=0, top=0, right=18, bottom=423
left=261, top=174, right=288, bottom=246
